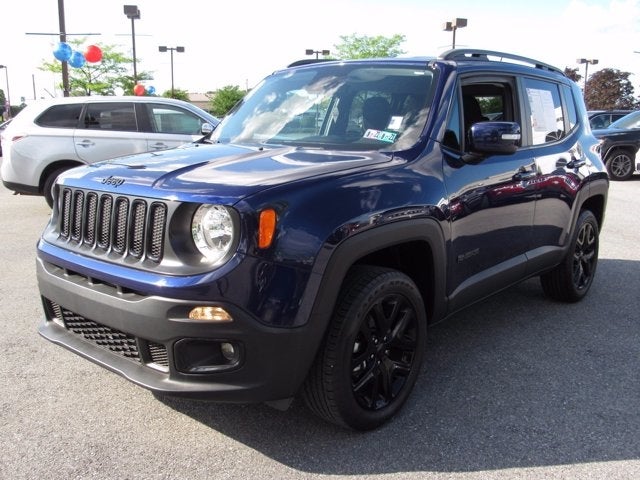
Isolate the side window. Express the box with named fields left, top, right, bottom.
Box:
left=35, top=104, right=83, bottom=128
left=83, top=103, right=138, bottom=131
left=523, top=78, right=565, bottom=145
left=145, top=104, right=204, bottom=135
left=443, top=80, right=514, bottom=152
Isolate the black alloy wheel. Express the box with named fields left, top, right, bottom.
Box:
left=303, top=266, right=427, bottom=430
left=541, top=210, right=599, bottom=302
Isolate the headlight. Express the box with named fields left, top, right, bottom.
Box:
left=191, top=204, right=235, bottom=264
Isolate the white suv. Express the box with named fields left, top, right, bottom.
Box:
left=1, top=96, right=219, bottom=206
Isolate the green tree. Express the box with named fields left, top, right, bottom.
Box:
left=209, top=85, right=245, bottom=117
left=333, top=34, right=406, bottom=59
left=40, top=39, right=153, bottom=96
left=563, top=67, right=581, bottom=83
left=162, top=88, right=189, bottom=101
left=585, top=68, right=638, bottom=110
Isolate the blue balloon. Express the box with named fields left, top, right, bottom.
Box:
left=53, top=42, right=72, bottom=62
left=68, top=51, right=86, bottom=68
left=146, top=86, right=156, bottom=95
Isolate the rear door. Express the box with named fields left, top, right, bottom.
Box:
left=521, top=77, right=591, bottom=273
left=74, top=102, right=149, bottom=163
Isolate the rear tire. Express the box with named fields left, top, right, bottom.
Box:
left=540, top=210, right=599, bottom=302
left=605, top=149, right=634, bottom=181
left=43, top=167, right=69, bottom=208
left=302, top=266, right=427, bottom=430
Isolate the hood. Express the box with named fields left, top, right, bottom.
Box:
left=58, top=142, right=393, bottom=204
left=591, top=127, right=635, bottom=139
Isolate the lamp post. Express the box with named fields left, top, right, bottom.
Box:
left=159, top=46, right=185, bottom=98
left=305, top=49, right=330, bottom=59
left=443, top=18, right=467, bottom=49
left=0, top=65, right=10, bottom=119
left=124, top=5, right=141, bottom=83
left=577, top=58, right=598, bottom=101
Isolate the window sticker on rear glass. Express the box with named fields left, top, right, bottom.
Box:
left=364, top=129, right=397, bottom=143
left=526, top=88, right=557, bottom=133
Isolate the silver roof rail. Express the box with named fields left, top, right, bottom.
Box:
left=439, top=49, right=564, bottom=76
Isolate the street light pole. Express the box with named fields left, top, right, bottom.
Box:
left=576, top=58, right=598, bottom=101
left=159, top=46, right=185, bottom=98
left=0, top=65, right=10, bottom=118
left=305, top=49, right=330, bottom=59
left=443, top=18, right=467, bottom=49
left=124, top=5, right=141, bottom=83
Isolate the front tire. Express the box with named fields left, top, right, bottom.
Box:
left=303, top=266, right=427, bottom=430
left=605, top=149, right=635, bottom=181
left=540, top=210, right=599, bottom=302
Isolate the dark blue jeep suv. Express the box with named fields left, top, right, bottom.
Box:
left=36, top=50, right=608, bottom=430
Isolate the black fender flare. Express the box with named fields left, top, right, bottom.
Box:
left=300, top=217, right=448, bottom=351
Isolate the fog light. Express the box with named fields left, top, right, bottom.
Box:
left=220, top=342, right=236, bottom=361
left=188, top=306, right=233, bottom=322
left=174, top=339, right=242, bottom=373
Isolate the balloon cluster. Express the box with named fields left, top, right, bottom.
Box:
left=133, top=84, right=156, bottom=96
left=53, top=42, right=103, bottom=69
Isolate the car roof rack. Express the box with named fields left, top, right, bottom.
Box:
left=439, top=49, right=564, bottom=76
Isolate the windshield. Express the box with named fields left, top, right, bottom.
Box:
left=211, top=63, right=436, bottom=152
left=609, top=110, right=640, bottom=130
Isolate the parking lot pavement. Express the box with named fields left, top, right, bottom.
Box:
left=0, top=177, right=638, bottom=480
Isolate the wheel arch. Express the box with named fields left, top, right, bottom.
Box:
left=39, top=160, right=84, bottom=194
left=307, top=218, right=448, bottom=337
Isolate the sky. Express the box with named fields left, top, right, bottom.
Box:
left=1, top=0, right=640, bottom=105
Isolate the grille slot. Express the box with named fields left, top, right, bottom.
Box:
left=58, top=188, right=167, bottom=262
left=46, top=300, right=169, bottom=369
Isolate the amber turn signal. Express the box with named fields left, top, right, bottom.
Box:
left=258, top=208, right=277, bottom=249
left=188, top=306, right=233, bottom=322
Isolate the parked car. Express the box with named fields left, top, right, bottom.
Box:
left=592, top=109, right=640, bottom=180
left=0, top=96, right=219, bottom=206
left=36, top=50, right=608, bottom=430
left=588, top=109, right=633, bottom=130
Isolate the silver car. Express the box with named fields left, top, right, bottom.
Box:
left=1, top=96, right=219, bottom=206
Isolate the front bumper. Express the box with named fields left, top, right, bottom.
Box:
left=36, top=255, right=321, bottom=403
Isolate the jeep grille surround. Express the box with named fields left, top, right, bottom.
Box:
left=59, top=188, right=167, bottom=263
left=46, top=299, right=170, bottom=370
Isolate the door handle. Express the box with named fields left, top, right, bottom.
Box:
left=150, top=142, right=168, bottom=150
left=76, top=139, right=95, bottom=148
left=513, top=165, right=537, bottom=181
left=567, top=156, right=586, bottom=169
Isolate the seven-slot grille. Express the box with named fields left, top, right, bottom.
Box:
left=59, top=188, right=167, bottom=262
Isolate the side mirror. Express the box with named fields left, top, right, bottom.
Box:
left=469, top=121, right=521, bottom=155
left=201, top=123, right=215, bottom=135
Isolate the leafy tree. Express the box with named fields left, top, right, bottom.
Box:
left=162, top=88, right=189, bottom=101
left=209, top=85, right=246, bottom=117
left=563, top=67, right=581, bottom=83
left=585, top=68, right=638, bottom=110
left=333, top=34, right=406, bottom=59
left=40, top=39, right=153, bottom=96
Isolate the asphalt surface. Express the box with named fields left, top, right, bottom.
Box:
left=0, top=170, right=638, bottom=480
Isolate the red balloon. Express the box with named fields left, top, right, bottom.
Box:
left=84, top=45, right=103, bottom=63
left=133, top=84, right=146, bottom=96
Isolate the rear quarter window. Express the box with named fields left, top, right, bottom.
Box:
left=35, top=104, right=83, bottom=128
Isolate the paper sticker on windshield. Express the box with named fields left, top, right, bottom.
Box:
left=364, top=129, right=397, bottom=143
